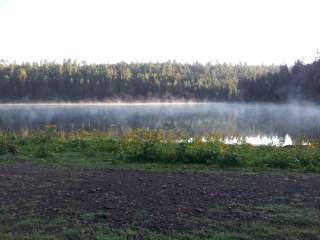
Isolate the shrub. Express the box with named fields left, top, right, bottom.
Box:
left=157, top=143, right=176, bottom=163
left=120, top=129, right=166, bottom=163
left=261, top=150, right=294, bottom=169
left=218, top=151, right=243, bottom=167
left=0, top=142, right=7, bottom=155
left=7, top=144, right=17, bottom=154
left=185, top=141, right=219, bottom=164
left=175, top=142, right=188, bottom=163
left=64, top=139, right=88, bottom=151
left=0, top=142, right=17, bottom=155
left=122, top=140, right=161, bottom=162
left=34, top=145, right=50, bottom=158
left=97, top=139, right=120, bottom=152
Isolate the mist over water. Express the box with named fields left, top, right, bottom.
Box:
left=0, top=102, right=319, bottom=145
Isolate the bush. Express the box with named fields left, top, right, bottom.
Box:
left=0, top=142, right=7, bottom=155
left=65, top=139, right=89, bottom=151
left=97, top=139, right=120, bottom=152
left=34, top=145, right=50, bottom=158
left=0, top=142, right=17, bottom=155
left=218, top=151, right=243, bottom=167
left=7, top=144, right=17, bottom=154
left=120, top=140, right=159, bottom=162
left=120, top=129, right=166, bottom=163
left=175, top=142, right=188, bottom=163
left=261, top=150, right=295, bottom=169
left=183, top=141, right=220, bottom=164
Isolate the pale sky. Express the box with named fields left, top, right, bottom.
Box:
left=0, top=0, right=319, bottom=65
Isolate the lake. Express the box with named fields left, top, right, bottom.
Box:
left=0, top=102, right=319, bottom=145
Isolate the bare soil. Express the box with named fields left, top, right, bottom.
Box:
left=0, top=163, right=320, bottom=232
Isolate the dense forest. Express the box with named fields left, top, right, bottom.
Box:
left=0, top=59, right=319, bottom=102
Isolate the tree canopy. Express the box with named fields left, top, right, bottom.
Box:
left=0, top=59, right=319, bottom=102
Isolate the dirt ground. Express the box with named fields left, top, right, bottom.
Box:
left=0, top=163, right=320, bottom=233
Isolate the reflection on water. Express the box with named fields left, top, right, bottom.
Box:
left=0, top=102, right=319, bottom=145
left=224, top=134, right=294, bottom=146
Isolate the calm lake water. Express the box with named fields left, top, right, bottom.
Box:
left=0, top=102, right=319, bottom=145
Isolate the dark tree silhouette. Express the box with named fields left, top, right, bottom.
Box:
left=0, top=59, right=319, bottom=102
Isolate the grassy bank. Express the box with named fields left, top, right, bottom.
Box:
left=1, top=128, right=320, bottom=240
left=0, top=127, right=320, bottom=172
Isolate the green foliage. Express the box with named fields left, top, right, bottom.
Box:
left=120, top=131, right=162, bottom=162
left=0, top=141, right=17, bottom=155
left=218, top=151, right=243, bottom=168
left=0, top=141, right=7, bottom=155
left=1, top=203, right=319, bottom=240
left=1, top=129, right=320, bottom=172
left=261, top=150, right=294, bottom=169
left=174, top=142, right=188, bottom=163
left=0, top=60, right=280, bottom=101
left=1, top=59, right=320, bottom=102
left=34, top=145, right=50, bottom=158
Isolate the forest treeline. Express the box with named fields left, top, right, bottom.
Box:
left=0, top=59, right=319, bottom=102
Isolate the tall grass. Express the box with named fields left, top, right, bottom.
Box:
left=0, top=127, right=320, bottom=172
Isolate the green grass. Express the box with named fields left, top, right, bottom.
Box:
left=0, top=128, right=320, bottom=172
left=0, top=203, right=319, bottom=239
left=1, top=128, right=320, bottom=239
